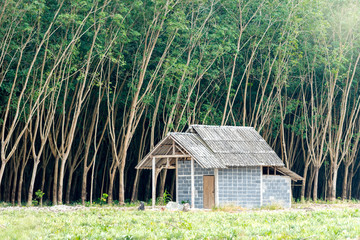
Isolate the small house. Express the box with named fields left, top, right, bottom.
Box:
left=136, top=125, right=303, bottom=209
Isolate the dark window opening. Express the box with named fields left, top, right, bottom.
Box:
left=262, top=166, right=285, bottom=176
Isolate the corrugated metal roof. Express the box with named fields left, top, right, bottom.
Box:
left=136, top=125, right=285, bottom=170
left=170, top=133, right=226, bottom=169
left=190, top=125, right=284, bottom=167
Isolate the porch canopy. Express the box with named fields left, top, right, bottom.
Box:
left=135, top=132, right=223, bottom=208
left=136, top=125, right=303, bottom=209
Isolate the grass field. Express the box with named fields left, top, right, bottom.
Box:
left=0, top=205, right=359, bottom=239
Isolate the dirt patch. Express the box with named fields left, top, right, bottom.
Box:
left=0, top=205, right=87, bottom=213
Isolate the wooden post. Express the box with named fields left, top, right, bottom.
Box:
left=214, top=168, right=219, bottom=207
left=176, top=158, right=178, bottom=204
left=191, top=157, right=195, bottom=209
left=260, top=166, right=263, bottom=207
left=152, top=157, right=156, bottom=209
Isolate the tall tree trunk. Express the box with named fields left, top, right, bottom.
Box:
left=342, top=163, right=350, bottom=200
left=326, top=166, right=332, bottom=201
left=65, top=165, right=75, bottom=204
left=313, top=165, right=320, bottom=201
left=11, top=166, right=19, bottom=205
left=17, top=161, right=27, bottom=206
left=90, top=159, right=99, bottom=204
left=330, top=165, right=338, bottom=201
left=27, top=159, right=40, bottom=206
left=118, top=165, right=125, bottom=205
left=301, top=162, right=310, bottom=201
left=57, top=160, right=66, bottom=204
left=0, top=161, right=7, bottom=187
left=306, top=165, right=315, bottom=199
left=131, top=169, right=142, bottom=202
left=348, top=161, right=355, bottom=199
left=81, top=166, right=89, bottom=205
left=159, top=169, right=167, bottom=197
left=101, top=161, right=107, bottom=198
left=40, top=165, right=47, bottom=206
left=107, top=169, right=116, bottom=204
left=52, top=156, right=59, bottom=205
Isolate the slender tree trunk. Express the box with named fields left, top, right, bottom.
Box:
left=326, top=165, right=333, bottom=201
left=11, top=167, right=19, bottom=205
left=17, top=162, right=27, bottom=206
left=348, top=162, right=354, bottom=199
left=40, top=166, right=47, bottom=206
left=131, top=169, right=141, bottom=202
left=330, top=165, right=338, bottom=201
left=52, top=156, right=59, bottom=205
left=0, top=161, right=7, bottom=186
left=107, top=170, right=116, bottom=204
left=301, top=162, right=310, bottom=201
left=313, top=165, right=320, bottom=201
left=159, top=169, right=167, bottom=197
left=81, top=166, right=89, bottom=205
left=90, top=159, right=98, bottom=204
left=342, top=163, right=350, bottom=200
left=118, top=166, right=125, bottom=205
left=57, top=160, right=67, bottom=204
left=65, top=165, right=75, bottom=204
left=27, top=159, right=40, bottom=206
left=306, top=165, right=315, bottom=199
left=101, top=162, right=107, bottom=198
left=5, top=168, right=13, bottom=202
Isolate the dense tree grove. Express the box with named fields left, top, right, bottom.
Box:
left=0, top=0, right=360, bottom=205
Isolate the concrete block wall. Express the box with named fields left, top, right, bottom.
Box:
left=177, top=160, right=214, bottom=208
left=177, top=162, right=291, bottom=209
left=262, top=175, right=291, bottom=208
left=218, top=166, right=262, bottom=208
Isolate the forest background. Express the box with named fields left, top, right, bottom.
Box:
left=0, top=0, right=360, bottom=206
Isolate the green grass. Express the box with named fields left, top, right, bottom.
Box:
left=0, top=207, right=359, bottom=239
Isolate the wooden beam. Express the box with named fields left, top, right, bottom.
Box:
left=158, top=165, right=176, bottom=169
left=152, top=157, right=156, bottom=209
left=191, top=157, right=195, bottom=209
left=175, top=145, right=187, bottom=155
left=166, top=157, right=170, bottom=168
left=150, top=154, right=190, bottom=158
left=172, top=140, right=175, bottom=154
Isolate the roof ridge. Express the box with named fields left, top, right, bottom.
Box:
left=190, top=124, right=254, bottom=128
left=168, top=132, right=196, bottom=136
